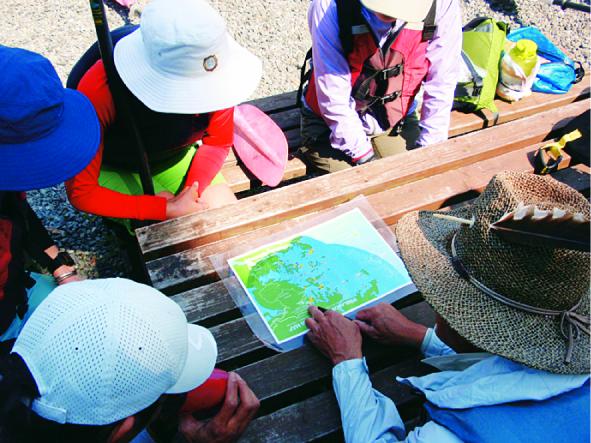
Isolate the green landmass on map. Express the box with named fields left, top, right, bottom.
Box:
left=230, top=234, right=405, bottom=343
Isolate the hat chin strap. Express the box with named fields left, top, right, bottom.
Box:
left=450, top=234, right=590, bottom=365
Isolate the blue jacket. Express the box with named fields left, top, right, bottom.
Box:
left=332, top=328, right=590, bottom=442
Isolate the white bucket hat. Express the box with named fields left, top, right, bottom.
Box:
left=361, top=0, right=435, bottom=23
left=12, top=278, right=217, bottom=425
left=114, top=0, right=262, bottom=114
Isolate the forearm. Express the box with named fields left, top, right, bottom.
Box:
left=66, top=178, right=167, bottom=221
left=333, top=358, right=406, bottom=442
left=183, top=144, right=230, bottom=194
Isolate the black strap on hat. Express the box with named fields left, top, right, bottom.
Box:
left=450, top=234, right=590, bottom=364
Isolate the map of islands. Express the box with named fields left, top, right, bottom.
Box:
left=228, top=208, right=412, bottom=344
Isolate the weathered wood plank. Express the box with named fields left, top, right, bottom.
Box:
left=448, top=77, right=590, bottom=137
left=239, top=359, right=434, bottom=442
left=209, top=292, right=424, bottom=364
left=167, top=161, right=589, bottom=328
left=170, top=281, right=231, bottom=324
left=247, top=91, right=298, bottom=114
left=248, top=77, right=590, bottom=150
left=146, top=142, right=573, bottom=290
left=235, top=302, right=435, bottom=402
left=137, top=99, right=588, bottom=256
left=223, top=157, right=308, bottom=193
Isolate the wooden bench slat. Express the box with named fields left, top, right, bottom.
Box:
left=222, top=77, right=589, bottom=191
left=170, top=281, right=231, bottom=324
left=175, top=163, right=589, bottom=364
left=247, top=91, right=298, bottom=114
left=448, top=78, right=589, bottom=137
left=146, top=140, right=579, bottom=291
left=137, top=99, right=588, bottom=257
left=239, top=358, right=434, bottom=442
left=248, top=78, right=590, bottom=151
left=235, top=302, right=435, bottom=402
left=223, top=157, right=308, bottom=193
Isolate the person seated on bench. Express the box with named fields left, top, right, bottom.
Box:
left=0, top=45, right=100, bottom=349
left=299, top=0, right=461, bottom=172
left=66, top=0, right=262, bottom=230
left=306, top=171, right=590, bottom=442
left=0, top=278, right=259, bottom=442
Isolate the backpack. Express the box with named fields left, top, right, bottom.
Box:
left=453, top=17, right=509, bottom=116
left=507, top=26, right=585, bottom=95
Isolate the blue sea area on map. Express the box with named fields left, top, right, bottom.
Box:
left=244, top=235, right=411, bottom=341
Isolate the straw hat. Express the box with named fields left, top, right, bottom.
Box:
left=114, top=0, right=262, bottom=114
left=396, top=172, right=590, bottom=374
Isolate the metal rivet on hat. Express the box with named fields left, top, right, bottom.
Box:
left=203, top=55, right=218, bottom=72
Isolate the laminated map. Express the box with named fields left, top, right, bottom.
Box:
left=228, top=208, right=413, bottom=344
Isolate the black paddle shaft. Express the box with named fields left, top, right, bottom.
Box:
left=89, top=0, right=155, bottom=196
left=552, top=0, right=591, bottom=12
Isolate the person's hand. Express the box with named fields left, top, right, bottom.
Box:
left=305, top=306, right=363, bottom=366
left=156, top=190, right=175, bottom=200
left=179, top=372, right=260, bottom=443
left=165, top=182, right=208, bottom=219
left=354, top=303, right=427, bottom=348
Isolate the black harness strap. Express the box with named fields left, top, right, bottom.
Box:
left=422, top=0, right=438, bottom=41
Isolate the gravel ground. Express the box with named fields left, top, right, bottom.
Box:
left=0, top=0, right=588, bottom=278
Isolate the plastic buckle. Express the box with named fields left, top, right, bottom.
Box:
left=534, top=145, right=562, bottom=175
left=380, top=65, right=402, bottom=81
left=380, top=91, right=401, bottom=105
left=534, top=129, right=582, bottom=175
left=391, top=121, right=404, bottom=136
left=422, top=25, right=437, bottom=41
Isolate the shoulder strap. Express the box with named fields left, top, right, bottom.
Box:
left=421, top=0, right=437, bottom=41
left=296, top=48, right=313, bottom=107
left=462, top=16, right=490, bottom=32
left=336, top=0, right=364, bottom=56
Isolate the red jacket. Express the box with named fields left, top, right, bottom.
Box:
left=66, top=60, right=234, bottom=221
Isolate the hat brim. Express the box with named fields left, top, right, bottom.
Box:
left=395, top=208, right=590, bottom=374
left=360, top=0, right=433, bottom=23
left=114, top=29, right=262, bottom=114
left=0, top=90, right=100, bottom=191
left=167, top=324, right=218, bottom=394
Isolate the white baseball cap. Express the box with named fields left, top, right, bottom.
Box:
left=114, top=0, right=263, bottom=114
left=361, top=0, right=435, bottom=23
left=12, top=278, right=217, bottom=425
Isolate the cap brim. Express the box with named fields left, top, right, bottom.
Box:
left=360, top=0, right=433, bottom=23
left=166, top=324, right=218, bottom=394
left=114, top=30, right=262, bottom=114
left=395, top=208, right=590, bottom=374
left=0, top=90, right=100, bottom=191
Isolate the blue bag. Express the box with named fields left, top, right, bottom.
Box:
left=507, top=26, right=585, bottom=94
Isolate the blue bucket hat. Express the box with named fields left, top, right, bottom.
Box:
left=0, top=46, right=100, bottom=191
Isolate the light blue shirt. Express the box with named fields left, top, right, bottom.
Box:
left=332, top=328, right=589, bottom=443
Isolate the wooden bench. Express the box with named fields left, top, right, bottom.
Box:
left=135, top=93, right=590, bottom=441
left=221, top=77, right=589, bottom=193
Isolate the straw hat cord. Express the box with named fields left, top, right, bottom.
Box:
left=450, top=234, right=590, bottom=364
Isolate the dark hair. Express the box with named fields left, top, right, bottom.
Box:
left=0, top=353, right=161, bottom=443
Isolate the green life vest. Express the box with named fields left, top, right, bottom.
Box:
left=454, top=17, right=509, bottom=114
